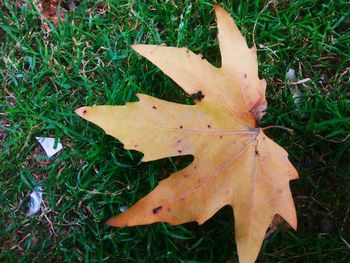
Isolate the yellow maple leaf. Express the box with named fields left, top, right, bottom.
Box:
left=75, top=5, right=298, bottom=263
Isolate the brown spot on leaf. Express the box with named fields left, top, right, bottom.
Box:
left=207, top=125, right=211, bottom=128
left=192, top=90, right=205, bottom=101
left=152, top=106, right=157, bottom=109
left=178, top=150, right=182, bottom=153
left=180, top=125, right=183, bottom=129
left=152, top=206, right=162, bottom=214
left=220, top=135, right=223, bottom=139
left=244, top=73, right=247, bottom=78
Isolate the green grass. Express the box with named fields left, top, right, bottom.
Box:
left=1, top=0, right=349, bottom=262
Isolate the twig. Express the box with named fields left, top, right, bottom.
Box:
left=287, top=78, right=311, bottom=85
left=252, top=0, right=275, bottom=47
left=340, top=237, right=350, bottom=249
left=262, top=125, right=294, bottom=135
left=315, top=132, right=350, bottom=143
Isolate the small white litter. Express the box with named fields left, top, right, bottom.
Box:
left=35, top=137, right=63, bottom=158
left=119, top=205, right=128, bottom=213
left=292, top=88, right=303, bottom=109
left=27, top=186, right=43, bottom=217
left=286, top=68, right=303, bottom=109
left=286, top=68, right=297, bottom=82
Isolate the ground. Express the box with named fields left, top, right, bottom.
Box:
left=0, top=0, right=349, bottom=262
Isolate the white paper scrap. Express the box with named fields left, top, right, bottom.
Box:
left=286, top=68, right=303, bottom=109
left=35, top=137, right=63, bottom=158
left=286, top=68, right=297, bottom=82
left=119, top=205, right=128, bottom=213
left=27, top=186, right=43, bottom=217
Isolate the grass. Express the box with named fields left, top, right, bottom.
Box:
left=1, top=0, right=349, bottom=262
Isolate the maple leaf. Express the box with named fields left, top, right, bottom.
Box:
left=75, top=5, right=298, bottom=263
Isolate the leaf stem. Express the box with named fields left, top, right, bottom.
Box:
left=262, top=125, right=294, bottom=135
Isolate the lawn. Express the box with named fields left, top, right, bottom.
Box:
left=1, top=0, right=349, bottom=262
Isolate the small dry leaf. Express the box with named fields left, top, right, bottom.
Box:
left=41, top=0, right=65, bottom=25
left=76, top=5, right=298, bottom=263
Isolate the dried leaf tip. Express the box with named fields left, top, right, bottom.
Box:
left=105, top=217, right=119, bottom=227
left=75, top=107, right=88, bottom=117
left=213, top=4, right=227, bottom=15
